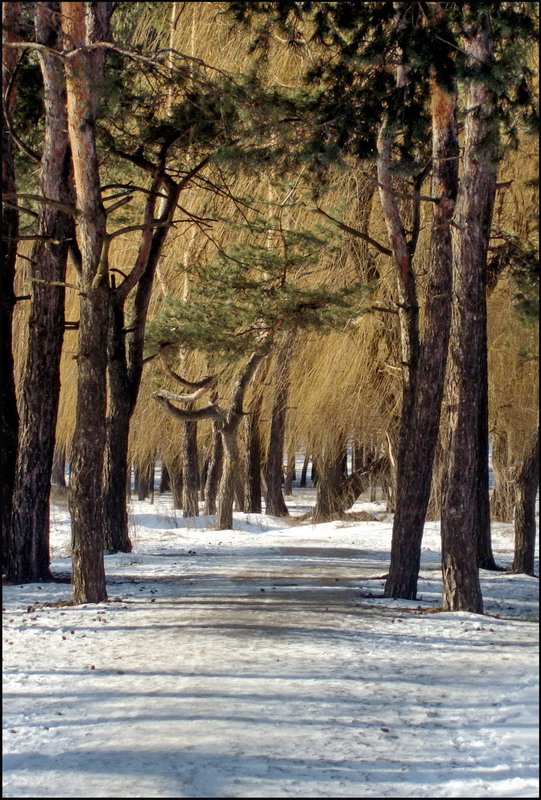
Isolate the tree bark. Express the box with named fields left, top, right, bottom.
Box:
left=441, top=8, right=498, bottom=613
left=512, top=424, right=539, bottom=576
left=12, top=2, right=78, bottom=582
left=264, top=332, right=296, bottom=517
left=62, top=1, right=114, bottom=604
left=182, top=418, right=199, bottom=517
left=1, top=2, right=21, bottom=578
left=244, top=400, right=262, bottom=513
left=384, top=63, right=458, bottom=599
left=313, top=442, right=347, bottom=522
left=204, top=420, right=223, bottom=515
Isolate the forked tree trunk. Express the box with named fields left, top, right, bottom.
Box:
left=441, top=9, right=498, bottom=613
left=384, top=66, right=458, bottom=599
left=2, top=2, right=21, bottom=579
left=62, top=1, right=113, bottom=604
left=512, top=424, right=539, bottom=576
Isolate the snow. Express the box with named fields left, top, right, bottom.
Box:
left=3, top=488, right=539, bottom=798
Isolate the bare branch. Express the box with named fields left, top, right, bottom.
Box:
left=3, top=192, right=78, bottom=217
left=312, top=207, right=392, bottom=256
left=154, top=394, right=227, bottom=422
left=154, top=386, right=216, bottom=404
left=158, top=352, right=216, bottom=390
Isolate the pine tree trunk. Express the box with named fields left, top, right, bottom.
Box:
left=512, top=424, right=539, bottom=576
left=62, top=1, right=113, bottom=604
left=216, top=426, right=239, bottom=530
left=384, top=72, right=458, bottom=599
left=168, top=459, right=183, bottom=509
left=441, top=9, right=498, bottom=614
left=204, top=421, right=223, bottom=515
left=476, top=343, right=498, bottom=570
left=1, top=2, right=21, bottom=580
left=103, top=297, right=132, bottom=551
left=182, top=419, right=199, bottom=517
left=264, top=333, right=295, bottom=517
left=244, top=404, right=262, bottom=513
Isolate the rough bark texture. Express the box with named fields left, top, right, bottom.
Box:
left=1, top=2, right=21, bottom=576
left=511, top=424, right=539, bottom=576
left=62, top=1, right=113, bottom=604
left=440, top=9, right=498, bottom=613
left=10, top=3, right=75, bottom=582
left=384, top=71, right=458, bottom=599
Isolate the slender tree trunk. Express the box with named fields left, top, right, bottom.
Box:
left=1, top=2, right=21, bottom=579
left=441, top=9, right=498, bottom=613
left=62, top=1, right=113, bottom=604
left=244, top=402, right=262, bottom=513
left=182, top=419, right=199, bottom=517
left=216, top=426, right=239, bottom=530
left=264, top=332, right=296, bottom=517
left=284, top=452, right=295, bottom=495
left=204, top=420, right=223, bottom=515
left=512, top=424, right=539, bottom=576
left=299, top=452, right=310, bottom=488
left=160, top=462, right=170, bottom=494
left=384, top=68, right=458, bottom=599
left=103, top=297, right=132, bottom=550
left=52, top=449, right=66, bottom=486
left=490, top=431, right=514, bottom=522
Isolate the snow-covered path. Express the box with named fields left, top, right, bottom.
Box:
left=3, top=497, right=539, bottom=798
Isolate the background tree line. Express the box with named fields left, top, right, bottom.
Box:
left=2, top=2, right=538, bottom=612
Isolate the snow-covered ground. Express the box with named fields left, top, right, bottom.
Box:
left=2, top=488, right=539, bottom=798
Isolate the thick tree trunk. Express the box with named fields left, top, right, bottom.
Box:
left=62, top=1, right=113, bottom=604
left=12, top=3, right=77, bottom=582
left=384, top=72, right=458, bottom=599
left=512, top=424, right=539, bottom=576
left=441, top=9, right=498, bottom=613
left=182, top=419, right=199, bottom=517
left=313, top=443, right=347, bottom=522
left=1, top=2, right=21, bottom=580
